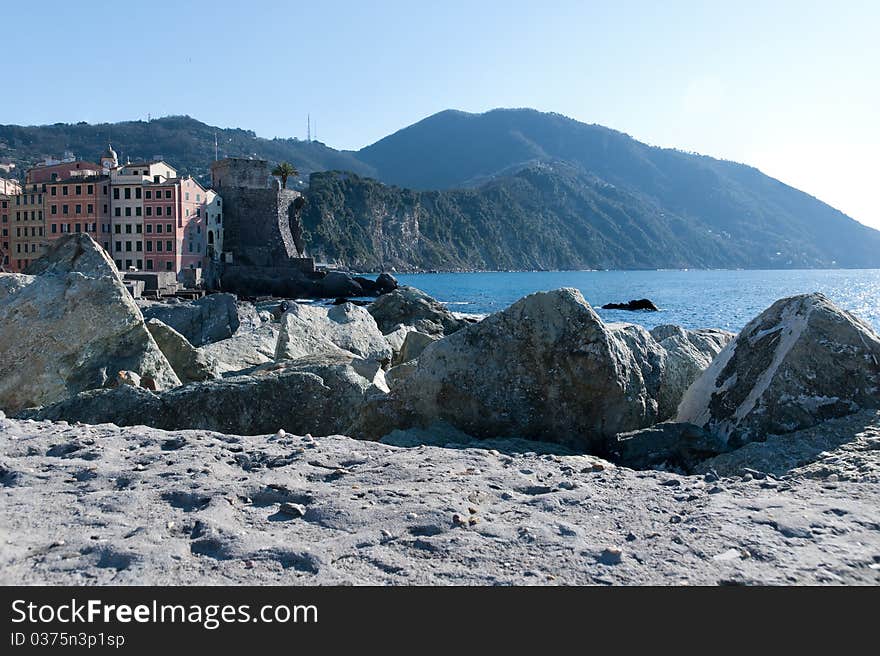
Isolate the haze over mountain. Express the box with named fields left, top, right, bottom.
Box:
left=3, top=109, right=879, bottom=270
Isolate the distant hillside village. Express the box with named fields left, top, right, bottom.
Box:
left=0, top=149, right=312, bottom=297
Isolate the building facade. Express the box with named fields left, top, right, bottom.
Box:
left=0, top=177, right=22, bottom=271
left=5, top=147, right=218, bottom=281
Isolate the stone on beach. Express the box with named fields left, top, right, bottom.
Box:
left=0, top=234, right=180, bottom=413
left=368, top=286, right=468, bottom=336
left=140, top=293, right=241, bottom=346
left=677, top=293, right=880, bottom=446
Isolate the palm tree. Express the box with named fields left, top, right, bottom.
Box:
left=272, top=161, right=299, bottom=189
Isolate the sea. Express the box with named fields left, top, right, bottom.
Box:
left=391, top=269, right=880, bottom=333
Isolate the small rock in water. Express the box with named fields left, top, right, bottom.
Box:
left=276, top=429, right=286, bottom=438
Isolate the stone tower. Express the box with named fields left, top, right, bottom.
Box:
left=210, top=158, right=307, bottom=267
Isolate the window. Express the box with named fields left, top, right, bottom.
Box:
left=125, top=241, right=132, bottom=252
left=145, top=190, right=152, bottom=199
left=87, top=185, right=93, bottom=194
left=166, top=206, right=172, bottom=216
left=125, top=259, right=132, bottom=269
left=136, top=241, right=142, bottom=252
left=114, top=207, right=121, bottom=217
left=188, top=242, right=193, bottom=253
left=75, top=185, right=82, bottom=195
left=136, top=259, right=142, bottom=269
left=87, top=204, right=93, bottom=214
left=165, top=261, right=173, bottom=271
left=136, top=224, right=142, bottom=233
left=185, top=192, right=190, bottom=201
left=51, top=205, right=57, bottom=215
left=146, top=259, right=153, bottom=270
left=62, top=186, right=68, bottom=196
left=51, top=224, right=57, bottom=234
left=125, top=207, right=132, bottom=217
left=114, top=224, right=121, bottom=234
left=62, top=205, right=69, bottom=215
left=156, top=206, right=162, bottom=216
left=75, top=204, right=82, bottom=215
left=146, top=224, right=153, bottom=233
left=50, top=187, right=57, bottom=196
left=115, top=241, right=122, bottom=252
left=135, top=187, right=142, bottom=199
left=165, top=190, right=172, bottom=199
left=166, top=224, right=172, bottom=233
left=135, top=207, right=142, bottom=217
left=166, top=240, right=173, bottom=252
left=75, top=224, right=81, bottom=233
left=124, top=187, right=131, bottom=200
left=146, top=206, right=152, bottom=217
left=153, top=175, right=160, bottom=183
left=156, top=224, right=163, bottom=233
left=196, top=194, right=201, bottom=202
left=103, top=204, right=108, bottom=213
left=103, top=186, right=108, bottom=195
left=125, top=224, right=132, bottom=234
left=113, top=188, right=120, bottom=200
left=156, top=241, right=163, bottom=252
left=146, top=241, right=153, bottom=252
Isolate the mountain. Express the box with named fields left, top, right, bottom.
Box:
left=3, top=109, right=880, bottom=270
left=0, top=115, right=375, bottom=187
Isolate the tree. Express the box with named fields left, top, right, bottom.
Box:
left=272, top=161, right=299, bottom=189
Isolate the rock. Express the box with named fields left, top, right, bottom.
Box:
left=650, top=325, right=734, bottom=419
left=0, top=235, right=180, bottom=413
left=200, top=323, right=280, bottom=376
left=368, top=286, right=467, bottom=336
left=24, top=233, right=119, bottom=279
left=395, top=331, right=439, bottom=365
left=278, top=502, right=307, bottom=518
left=146, top=319, right=220, bottom=384
left=353, top=277, right=378, bottom=295
left=677, top=293, right=880, bottom=446
left=375, top=273, right=399, bottom=295
left=0, top=273, right=35, bottom=301
left=276, top=302, right=392, bottom=364
left=383, top=324, right=417, bottom=362
left=21, top=353, right=386, bottom=437
left=116, top=370, right=142, bottom=388
left=598, top=547, right=623, bottom=565
left=319, top=271, right=364, bottom=298
left=601, top=299, right=659, bottom=311
left=355, top=289, right=668, bottom=450
left=611, top=422, right=730, bottom=471
left=141, top=293, right=241, bottom=346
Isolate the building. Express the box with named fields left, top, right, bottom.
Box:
left=0, top=177, right=21, bottom=271
left=5, top=146, right=219, bottom=281
left=204, top=188, right=228, bottom=262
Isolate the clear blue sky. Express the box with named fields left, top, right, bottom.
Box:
left=3, top=0, right=878, bottom=229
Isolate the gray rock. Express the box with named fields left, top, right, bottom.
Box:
left=21, top=353, right=384, bottom=437
left=320, top=271, right=363, bottom=298
left=368, top=286, right=467, bottom=336
left=395, top=330, right=439, bottom=365
left=0, top=273, right=35, bottom=300
left=276, top=302, right=392, bottom=364
left=141, top=293, right=241, bottom=346
left=611, top=422, right=730, bottom=471
left=0, top=236, right=180, bottom=413
left=24, top=233, right=120, bottom=279
left=146, top=319, right=220, bottom=384
left=356, top=289, right=668, bottom=450
left=650, top=325, right=734, bottom=419
left=677, top=293, right=880, bottom=446
left=200, top=323, right=279, bottom=376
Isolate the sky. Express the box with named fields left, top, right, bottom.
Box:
left=3, top=0, right=878, bottom=229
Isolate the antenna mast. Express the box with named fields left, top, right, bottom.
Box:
left=307, top=114, right=311, bottom=142
left=214, top=130, right=219, bottom=161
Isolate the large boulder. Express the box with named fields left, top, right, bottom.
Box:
left=276, top=302, right=392, bottom=364
left=24, top=232, right=119, bottom=278
left=0, top=235, right=180, bottom=413
left=319, top=271, right=364, bottom=298
left=141, top=293, right=240, bottom=346
left=368, top=286, right=467, bottom=336
left=677, top=293, right=880, bottom=446
left=21, top=353, right=384, bottom=437
left=356, top=289, right=668, bottom=450
left=200, top=323, right=280, bottom=375
left=0, top=273, right=34, bottom=301
left=145, top=319, right=219, bottom=384
left=650, top=325, right=734, bottom=419
left=395, top=330, right=439, bottom=365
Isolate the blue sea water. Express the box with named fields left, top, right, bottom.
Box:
left=393, top=270, right=880, bottom=333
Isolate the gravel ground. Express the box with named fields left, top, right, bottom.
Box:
left=1, top=413, right=879, bottom=585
